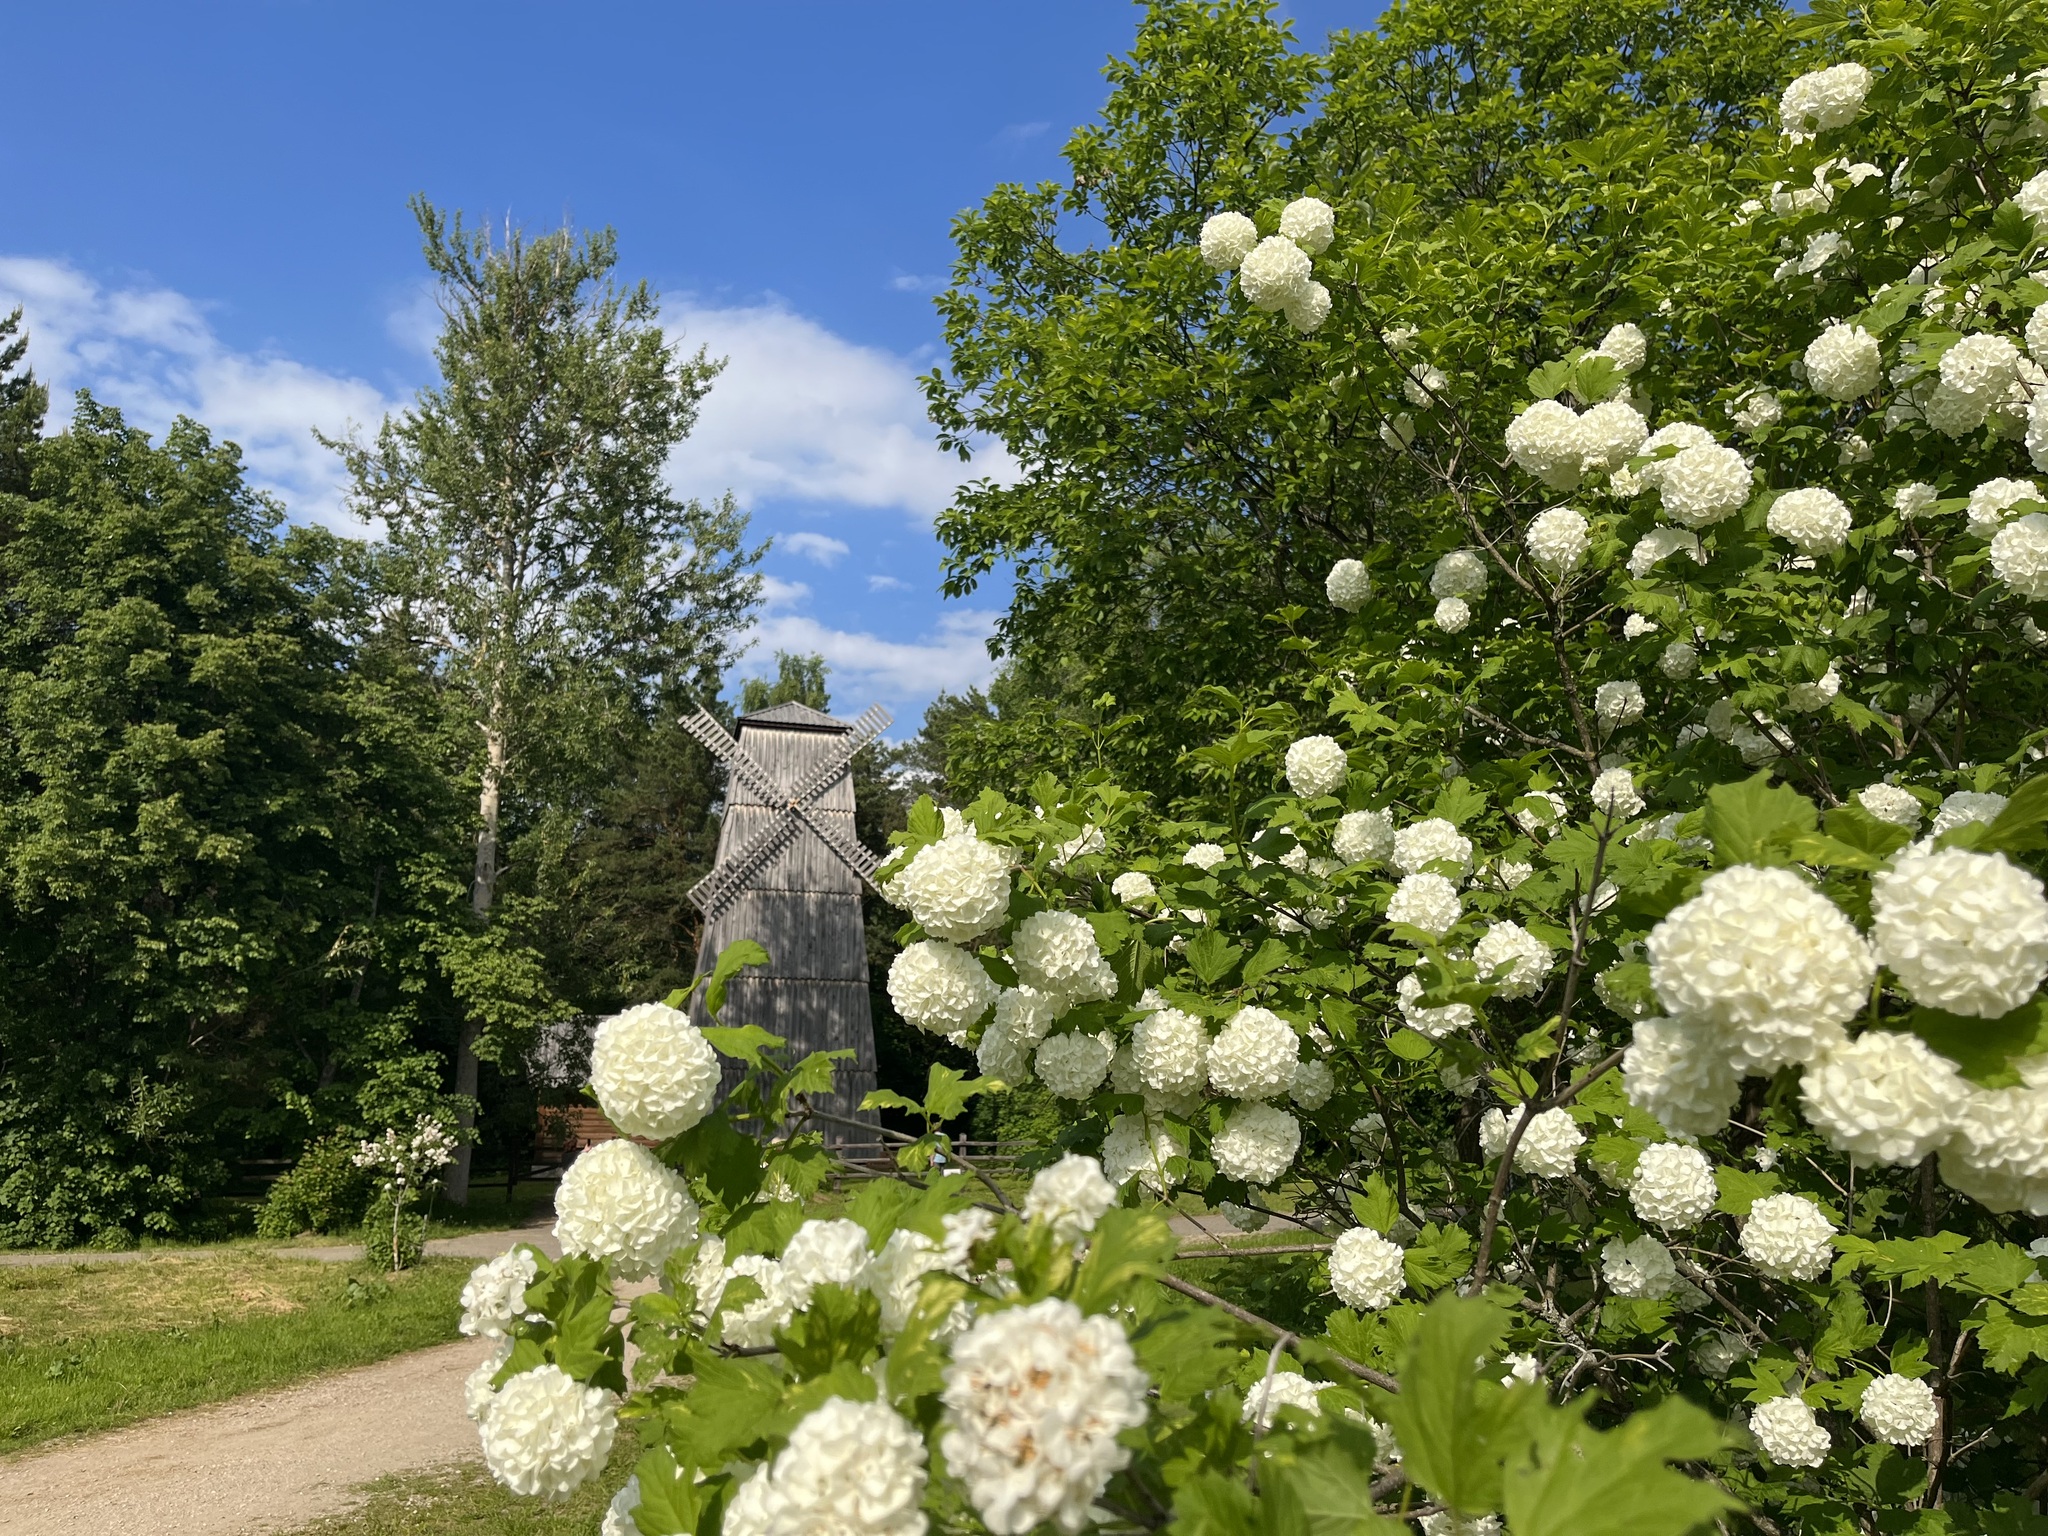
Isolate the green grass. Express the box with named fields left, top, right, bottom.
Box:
left=290, top=1428, right=641, bottom=1536
left=0, top=1252, right=469, bottom=1449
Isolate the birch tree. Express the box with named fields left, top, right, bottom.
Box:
left=328, top=199, right=761, bottom=1200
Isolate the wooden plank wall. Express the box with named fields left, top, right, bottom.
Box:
left=691, top=708, right=879, bottom=1137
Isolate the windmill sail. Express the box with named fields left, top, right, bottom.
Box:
left=686, top=701, right=888, bottom=1137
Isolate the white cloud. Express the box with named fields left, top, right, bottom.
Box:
left=996, top=120, right=1052, bottom=144
left=868, top=574, right=910, bottom=592
left=739, top=606, right=997, bottom=722
left=664, top=298, right=1014, bottom=521
left=0, top=255, right=395, bottom=527
left=780, top=530, right=850, bottom=566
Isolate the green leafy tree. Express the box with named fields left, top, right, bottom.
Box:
left=924, top=0, right=1796, bottom=795
left=0, top=307, right=47, bottom=497
left=327, top=198, right=764, bottom=1200
left=0, top=401, right=441, bottom=1245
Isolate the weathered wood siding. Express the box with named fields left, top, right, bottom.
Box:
left=690, top=704, right=878, bottom=1135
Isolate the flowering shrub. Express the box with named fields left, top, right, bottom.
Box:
left=454, top=6, right=2048, bottom=1530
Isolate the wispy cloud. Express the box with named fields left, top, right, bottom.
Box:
left=663, top=298, right=1013, bottom=522
left=867, top=573, right=910, bottom=592
left=0, top=255, right=395, bottom=527
left=779, top=530, right=851, bottom=567
left=740, top=607, right=997, bottom=723
left=995, top=120, right=1051, bottom=144
left=887, top=272, right=946, bottom=294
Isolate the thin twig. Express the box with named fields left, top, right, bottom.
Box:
left=1157, top=1273, right=1400, bottom=1393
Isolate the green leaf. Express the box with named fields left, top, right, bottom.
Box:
left=1380, top=1295, right=1535, bottom=1517
left=1430, top=777, right=1489, bottom=827
left=626, top=1448, right=708, bottom=1534
left=777, top=1049, right=849, bottom=1111
left=1130, top=1306, right=1243, bottom=1398
left=1704, top=772, right=1818, bottom=866
left=1713, top=1165, right=1780, bottom=1217
left=1267, top=1434, right=1411, bottom=1534
left=1171, top=1471, right=1259, bottom=1535
left=775, top=1281, right=882, bottom=1380
left=922, top=1062, right=994, bottom=1123
left=664, top=1347, right=784, bottom=1463
left=1241, top=937, right=1295, bottom=987
left=1403, top=1222, right=1476, bottom=1293
left=1977, top=1301, right=2048, bottom=1373
left=1073, top=1206, right=1177, bottom=1313
left=1991, top=199, right=2038, bottom=253
left=1984, top=774, right=2048, bottom=853
left=701, top=1022, right=784, bottom=1065
left=664, top=1111, right=765, bottom=1209
left=1184, top=930, right=1245, bottom=985
left=1502, top=1396, right=1741, bottom=1536
left=1526, top=361, right=1573, bottom=401
left=700, top=938, right=770, bottom=1018
left=1894, top=1001, right=2048, bottom=1089
left=1348, top=1174, right=1400, bottom=1236
left=1387, top=1028, right=1438, bottom=1061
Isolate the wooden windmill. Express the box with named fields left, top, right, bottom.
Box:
left=682, top=700, right=891, bottom=1134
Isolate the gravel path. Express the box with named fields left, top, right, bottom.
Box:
left=0, top=1222, right=557, bottom=1269
left=0, top=1337, right=496, bottom=1535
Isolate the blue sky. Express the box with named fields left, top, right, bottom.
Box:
left=0, top=1, right=1358, bottom=731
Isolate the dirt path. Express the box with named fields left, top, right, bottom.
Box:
left=0, top=1222, right=558, bottom=1269
left=0, top=1337, right=496, bottom=1535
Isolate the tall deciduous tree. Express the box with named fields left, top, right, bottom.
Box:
left=327, top=200, right=762, bottom=1200
left=0, top=307, right=47, bottom=496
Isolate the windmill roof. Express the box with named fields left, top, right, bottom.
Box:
left=736, top=700, right=851, bottom=733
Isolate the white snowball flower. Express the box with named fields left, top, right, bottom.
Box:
left=2030, top=402, right=2048, bottom=476
left=1893, top=481, right=1939, bottom=520
left=460, top=1246, right=540, bottom=1339
left=1393, top=817, right=1474, bottom=876
left=1740, top=1192, right=1837, bottom=1281
left=1694, top=1330, right=1753, bottom=1378
left=1805, top=322, right=1883, bottom=400
left=1419, top=1517, right=1501, bottom=1536
left=1472, top=921, right=1552, bottom=998
left=1326, top=557, right=1372, bottom=611
left=1213, top=1102, right=1302, bottom=1184
left=1872, top=847, right=2048, bottom=1017
left=1207, top=1006, right=1301, bottom=1101
left=1514, top=789, right=1569, bottom=835
left=1010, top=910, right=1111, bottom=1002
left=1387, top=872, right=1461, bottom=938
left=1941, top=332, right=2022, bottom=399
left=1278, top=196, right=1336, bottom=253
left=1749, top=1394, right=1831, bottom=1468
left=1199, top=211, right=1260, bottom=271
left=893, top=835, right=1013, bottom=941
left=1628, top=526, right=1704, bottom=579
left=939, top=1297, right=1149, bottom=1536
left=2032, top=305, right=2048, bottom=366
left=1290, top=1056, right=1335, bottom=1110
left=1788, top=669, right=1841, bottom=713
left=1515, top=1106, right=1585, bottom=1176
left=1220, top=1200, right=1272, bottom=1232
left=1779, top=61, right=1872, bottom=135
left=1857, top=783, right=1922, bottom=827
left=979, top=986, right=1060, bottom=1082
left=1506, top=399, right=1591, bottom=490
left=1285, top=281, right=1332, bottom=334
left=1623, top=613, right=1656, bottom=640
left=1595, top=680, right=1646, bottom=734
left=1624, top=1017, right=1742, bottom=1137
left=1941, top=1079, right=2048, bottom=1213
left=1329, top=1227, right=1407, bottom=1310
left=1580, top=399, right=1650, bottom=472
left=1491, top=859, right=1534, bottom=890
left=1184, top=843, right=1229, bottom=873
left=1430, top=548, right=1490, bottom=599
left=1592, top=767, right=1645, bottom=819
left=1024, top=1153, right=1118, bottom=1242
left=1596, top=321, right=1648, bottom=374
left=1132, top=1007, right=1209, bottom=1098
left=1767, top=488, right=1853, bottom=555
left=1526, top=506, right=1591, bottom=575
left=781, top=1218, right=875, bottom=1302
left=1732, top=388, right=1783, bottom=434
left=1992, top=512, right=2048, bottom=597
left=1285, top=734, right=1349, bottom=797
left=890, top=940, right=1000, bottom=1035
left=1241, top=1371, right=1327, bottom=1429
left=1647, top=866, right=1875, bottom=1073
left=1435, top=596, right=1473, bottom=631
left=1965, top=477, right=2040, bottom=538
left=1660, top=444, right=1753, bottom=527
left=1629, top=1143, right=1718, bottom=1229
left=1501, top=1353, right=1542, bottom=1387
left=589, top=1002, right=721, bottom=1142
left=1036, top=1031, right=1114, bottom=1100
left=1396, top=972, right=1475, bottom=1038
left=601, top=1476, right=642, bottom=1536
left=719, top=1253, right=797, bottom=1347
left=465, top=1339, right=511, bottom=1423
left=554, top=1139, right=699, bottom=1280
left=1601, top=1234, right=1677, bottom=1299
left=1859, top=1373, right=1939, bottom=1448
left=1931, top=790, right=2007, bottom=837
left=477, top=1364, right=617, bottom=1499
left=1052, top=824, right=1106, bottom=867
left=1637, top=421, right=1719, bottom=486
left=1237, top=235, right=1313, bottom=311
left=725, top=1396, right=928, bottom=1536
left=1101, top=1113, right=1187, bottom=1194
left=1801, top=1029, right=1968, bottom=1166
left=1333, top=808, right=1395, bottom=865
left=1659, top=640, right=1698, bottom=679
left=1110, top=871, right=1156, bottom=908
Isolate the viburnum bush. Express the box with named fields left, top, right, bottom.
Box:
left=457, top=6, right=2048, bottom=1531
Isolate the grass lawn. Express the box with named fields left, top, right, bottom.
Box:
left=0, top=1251, right=469, bottom=1449
left=291, top=1428, right=641, bottom=1536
